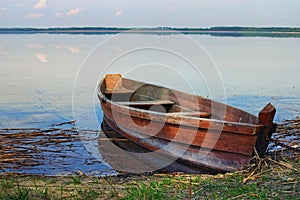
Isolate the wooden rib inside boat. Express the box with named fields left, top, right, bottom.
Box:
left=97, top=74, right=276, bottom=172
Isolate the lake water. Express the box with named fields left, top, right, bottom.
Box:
left=1, top=32, right=300, bottom=175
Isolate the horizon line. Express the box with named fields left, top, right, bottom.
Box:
left=1, top=26, right=300, bottom=29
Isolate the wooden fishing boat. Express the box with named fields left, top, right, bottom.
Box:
left=97, top=74, right=276, bottom=172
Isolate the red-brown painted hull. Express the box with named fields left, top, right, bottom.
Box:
left=97, top=75, right=276, bottom=172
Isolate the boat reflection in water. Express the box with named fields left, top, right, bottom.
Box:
left=100, top=120, right=210, bottom=174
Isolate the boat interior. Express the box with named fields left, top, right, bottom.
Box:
left=100, top=74, right=259, bottom=124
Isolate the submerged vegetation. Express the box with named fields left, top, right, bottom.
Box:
left=1, top=26, right=300, bottom=37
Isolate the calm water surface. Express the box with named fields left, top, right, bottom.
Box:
left=1, top=33, right=300, bottom=175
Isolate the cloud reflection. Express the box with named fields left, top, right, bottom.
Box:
left=35, top=52, right=47, bottom=63
left=54, top=44, right=80, bottom=54
left=0, top=44, right=6, bottom=54
left=67, top=46, right=80, bottom=54
left=27, top=43, right=43, bottom=49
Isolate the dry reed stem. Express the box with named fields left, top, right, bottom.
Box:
left=0, top=118, right=299, bottom=176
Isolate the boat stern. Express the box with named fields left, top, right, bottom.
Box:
left=255, top=103, right=276, bottom=157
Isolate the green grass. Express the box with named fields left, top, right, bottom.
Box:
left=122, top=171, right=298, bottom=200
left=0, top=157, right=299, bottom=200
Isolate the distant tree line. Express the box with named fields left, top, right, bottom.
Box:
left=1, top=26, right=300, bottom=37
left=207, top=26, right=300, bottom=32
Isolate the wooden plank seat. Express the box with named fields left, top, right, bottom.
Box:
left=104, top=88, right=134, bottom=101
left=116, top=100, right=175, bottom=111
left=114, top=100, right=210, bottom=118
left=167, top=111, right=211, bottom=118
left=116, top=100, right=174, bottom=106
left=104, top=88, right=134, bottom=95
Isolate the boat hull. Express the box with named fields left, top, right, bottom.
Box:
left=103, top=116, right=252, bottom=172
left=97, top=74, right=276, bottom=172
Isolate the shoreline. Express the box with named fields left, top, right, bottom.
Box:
left=0, top=117, right=299, bottom=199
left=0, top=150, right=298, bottom=199
left=0, top=118, right=299, bottom=175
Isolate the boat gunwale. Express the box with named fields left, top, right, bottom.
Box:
left=97, top=79, right=264, bottom=133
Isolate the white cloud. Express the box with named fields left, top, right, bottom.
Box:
left=34, top=0, right=47, bottom=9
left=67, top=8, right=80, bottom=16
left=54, top=12, right=63, bottom=17
left=35, top=53, right=47, bottom=63
left=25, top=13, right=43, bottom=19
left=55, top=8, right=83, bottom=18
left=0, top=8, right=7, bottom=18
left=114, top=10, right=123, bottom=16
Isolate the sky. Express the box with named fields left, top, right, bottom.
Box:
left=0, top=0, right=300, bottom=28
